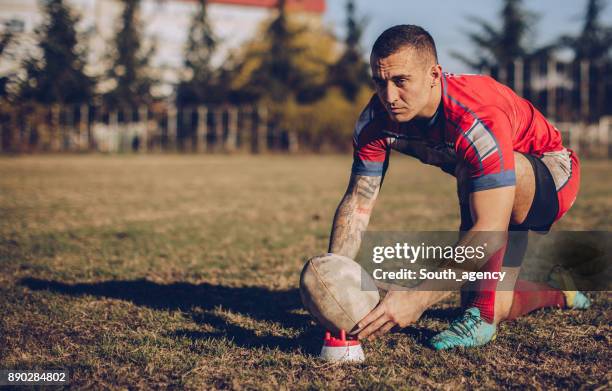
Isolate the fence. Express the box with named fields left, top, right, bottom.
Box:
left=556, top=116, right=612, bottom=158
left=482, top=58, right=611, bottom=123
left=2, top=54, right=611, bottom=154
left=1, top=100, right=611, bottom=158
left=0, top=103, right=301, bottom=154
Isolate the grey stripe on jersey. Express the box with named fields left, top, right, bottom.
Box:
left=540, top=148, right=572, bottom=191
left=465, top=119, right=498, bottom=162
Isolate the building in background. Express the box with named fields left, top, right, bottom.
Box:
left=0, top=0, right=326, bottom=97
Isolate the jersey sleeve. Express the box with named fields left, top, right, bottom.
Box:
left=351, top=100, right=390, bottom=177
left=454, top=108, right=516, bottom=192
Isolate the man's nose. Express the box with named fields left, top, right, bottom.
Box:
left=382, top=83, right=398, bottom=104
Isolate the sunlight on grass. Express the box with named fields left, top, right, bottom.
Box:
left=0, top=155, right=609, bottom=389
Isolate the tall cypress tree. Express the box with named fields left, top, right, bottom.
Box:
left=177, top=0, right=220, bottom=105
left=329, top=0, right=370, bottom=101
left=0, top=30, right=11, bottom=58
left=246, top=0, right=312, bottom=103
left=104, top=0, right=154, bottom=108
left=560, top=0, right=612, bottom=119
left=0, top=30, right=14, bottom=98
left=17, top=0, right=94, bottom=104
left=453, top=0, right=534, bottom=70
left=560, top=0, right=611, bottom=63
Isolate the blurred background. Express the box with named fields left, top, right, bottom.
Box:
left=0, top=0, right=610, bottom=156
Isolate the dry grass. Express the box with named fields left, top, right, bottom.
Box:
left=0, top=154, right=610, bottom=390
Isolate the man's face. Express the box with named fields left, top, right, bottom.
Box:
left=371, top=47, right=435, bottom=123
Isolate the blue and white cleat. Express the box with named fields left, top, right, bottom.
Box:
left=563, top=290, right=591, bottom=309
left=430, top=307, right=497, bottom=351
left=548, top=265, right=591, bottom=309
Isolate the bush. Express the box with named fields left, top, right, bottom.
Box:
left=276, top=87, right=373, bottom=152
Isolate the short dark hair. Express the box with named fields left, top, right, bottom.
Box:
left=371, top=25, right=438, bottom=64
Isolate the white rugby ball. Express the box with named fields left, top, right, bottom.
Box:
left=299, top=253, right=380, bottom=333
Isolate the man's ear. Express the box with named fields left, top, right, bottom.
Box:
left=430, top=64, right=443, bottom=87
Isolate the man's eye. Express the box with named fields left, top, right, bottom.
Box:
left=395, top=79, right=408, bottom=87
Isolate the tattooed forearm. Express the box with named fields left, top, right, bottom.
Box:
left=353, top=175, right=380, bottom=200
left=356, top=206, right=372, bottom=214
left=328, top=175, right=382, bottom=259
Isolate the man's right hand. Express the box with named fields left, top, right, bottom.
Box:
left=353, top=290, right=451, bottom=340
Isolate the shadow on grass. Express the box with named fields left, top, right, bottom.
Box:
left=19, top=277, right=321, bottom=355
left=396, top=325, right=439, bottom=346
left=421, top=306, right=463, bottom=321
left=384, top=307, right=462, bottom=346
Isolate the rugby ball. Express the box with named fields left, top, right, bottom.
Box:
left=299, top=253, right=380, bottom=333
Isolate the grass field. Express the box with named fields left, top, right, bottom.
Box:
left=0, top=154, right=610, bottom=389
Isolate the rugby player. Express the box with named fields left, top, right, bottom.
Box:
left=327, top=25, right=590, bottom=350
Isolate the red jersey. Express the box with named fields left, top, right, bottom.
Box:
left=352, top=73, right=569, bottom=192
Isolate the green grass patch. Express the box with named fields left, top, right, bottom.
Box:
left=0, top=155, right=609, bottom=389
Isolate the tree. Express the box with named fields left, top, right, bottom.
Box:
left=104, top=0, right=155, bottom=108
left=0, top=30, right=14, bottom=98
left=17, top=0, right=94, bottom=104
left=329, top=0, right=370, bottom=102
left=453, top=0, right=535, bottom=70
left=559, top=0, right=612, bottom=120
left=0, top=30, right=12, bottom=58
left=560, top=0, right=611, bottom=64
left=176, top=0, right=223, bottom=105
left=230, top=0, right=337, bottom=104
left=243, top=0, right=319, bottom=103
left=228, top=0, right=341, bottom=150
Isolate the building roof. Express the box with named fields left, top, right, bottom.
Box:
left=207, top=0, right=325, bottom=14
